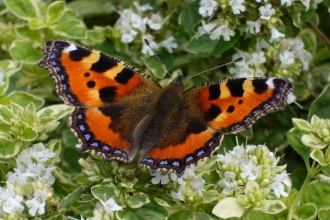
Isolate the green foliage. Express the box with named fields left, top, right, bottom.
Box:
left=0, top=0, right=329, bottom=219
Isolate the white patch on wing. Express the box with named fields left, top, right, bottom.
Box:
left=63, top=43, right=77, bottom=52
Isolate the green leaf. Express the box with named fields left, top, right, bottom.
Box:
left=169, top=210, right=194, bottom=220
left=303, top=180, right=330, bottom=209
left=117, top=202, right=167, bottom=220
left=319, top=208, right=330, bottom=220
left=9, top=40, right=42, bottom=64
left=0, top=72, right=8, bottom=95
left=37, top=104, right=73, bottom=119
left=153, top=196, right=176, bottom=208
left=308, top=84, right=330, bottom=120
left=91, top=185, right=115, bottom=200
left=67, top=0, right=113, bottom=17
left=54, top=20, right=86, bottom=39
left=194, top=212, right=217, bottom=220
left=310, top=149, right=327, bottom=166
left=295, top=203, right=317, bottom=220
left=15, top=25, right=41, bottom=42
left=287, top=128, right=311, bottom=167
left=292, top=118, right=311, bottom=132
left=248, top=210, right=277, bottom=220
left=0, top=60, right=21, bottom=76
left=45, top=1, right=65, bottom=25
left=211, top=31, right=240, bottom=56
left=186, top=35, right=219, bottom=56
left=212, top=197, right=245, bottom=218
left=281, top=14, right=300, bottom=38
left=0, top=138, right=20, bottom=158
left=0, top=105, right=12, bottom=124
left=254, top=200, right=286, bottom=214
left=301, top=134, right=327, bottom=149
left=178, top=1, right=200, bottom=38
left=126, top=192, right=150, bottom=209
left=4, top=0, right=38, bottom=20
left=20, top=124, right=38, bottom=141
left=59, top=184, right=85, bottom=210
left=28, top=19, right=46, bottom=30
left=47, top=139, right=61, bottom=164
left=8, top=91, right=44, bottom=109
left=203, top=190, right=220, bottom=203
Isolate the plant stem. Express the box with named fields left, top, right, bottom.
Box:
left=287, top=163, right=321, bottom=220
left=308, top=20, right=330, bottom=50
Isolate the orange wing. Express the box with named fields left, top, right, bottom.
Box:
left=40, top=40, right=160, bottom=107
left=188, top=77, right=294, bottom=134
left=140, top=77, right=293, bottom=176
left=40, top=40, right=160, bottom=162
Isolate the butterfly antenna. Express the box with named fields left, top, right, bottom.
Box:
left=182, top=57, right=243, bottom=82
left=144, top=39, right=173, bottom=81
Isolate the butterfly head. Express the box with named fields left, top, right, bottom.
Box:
left=170, top=75, right=184, bottom=90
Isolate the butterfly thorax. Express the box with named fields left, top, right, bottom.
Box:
left=133, top=77, right=185, bottom=152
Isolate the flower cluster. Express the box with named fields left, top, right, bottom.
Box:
left=213, top=143, right=291, bottom=218
left=0, top=143, right=58, bottom=218
left=79, top=153, right=147, bottom=218
left=293, top=115, right=330, bottom=166
left=197, top=0, right=322, bottom=42
left=86, top=195, right=122, bottom=220
left=229, top=37, right=312, bottom=78
left=114, top=2, right=178, bottom=55
left=151, top=167, right=206, bottom=203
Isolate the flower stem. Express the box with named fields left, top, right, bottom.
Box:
left=287, top=163, right=322, bottom=220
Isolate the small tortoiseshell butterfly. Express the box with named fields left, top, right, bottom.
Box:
left=40, top=40, right=293, bottom=177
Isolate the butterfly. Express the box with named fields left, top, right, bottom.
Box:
left=39, top=40, right=294, bottom=177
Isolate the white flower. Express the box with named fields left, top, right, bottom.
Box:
left=229, top=0, right=246, bottom=14
left=120, top=22, right=138, bottom=43
left=210, top=24, right=235, bottom=41
left=279, top=50, right=295, bottom=67
left=170, top=172, right=184, bottom=185
left=141, top=35, right=159, bottom=56
left=296, top=49, right=312, bottom=71
left=98, top=197, right=122, bottom=214
left=25, top=189, right=48, bottom=216
left=199, top=0, right=218, bottom=17
left=18, top=143, right=56, bottom=166
left=232, top=144, right=246, bottom=159
left=133, top=2, right=153, bottom=12
left=131, top=13, right=148, bottom=33
left=216, top=152, right=235, bottom=165
left=7, top=166, right=36, bottom=185
left=251, top=51, right=266, bottom=66
left=259, top=4, right=276, bottom=20
left=269, top=28, right=285, bottom=42
left=240, top=160, right=260, bottom=181
left=0, top=71, right=4, bottom=86
left=160, top=36, right=178, bottom=53
left=300, top=0, right=311, bottom=10
left=218, top=171, right=237, bottom=195
left=0, top=188, right=15, bottom=201
left=2, top=195, right=24, bottom=215
left=170, top=185, right=186, bottom=201
left=281, top=0, right=293, bottom=6
left=191, top=176, right=205, bottom=196
left=151, top=171, right=169, bottom=184
left=267, top=170, right=291, bottom=198
left=197, top=20, right=217, bottom=37
left=246, top=19, right=262, bottom=34
left=147, top=14, right=163, bottom=30
left=27, top=163, right=56, bottom=185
